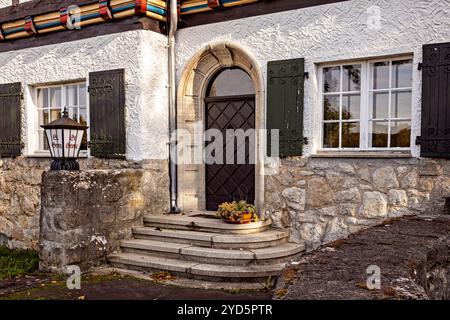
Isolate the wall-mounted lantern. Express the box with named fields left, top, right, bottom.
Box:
left=41, top=108, right=88, bottom=170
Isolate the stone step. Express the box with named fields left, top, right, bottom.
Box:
left=143, top=214, right=272, bottom=234
left=108, top=252, right=286, bottom=283
left=132, top=226, right=289, bottom=249
left=120, top=239, right=304, bottom=265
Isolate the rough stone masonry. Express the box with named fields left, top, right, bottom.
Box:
left=0, top=157, right=169, bottom=251
left=265, top=157, right=450, bottom=250
left=39, top=169, right=169, bottom=272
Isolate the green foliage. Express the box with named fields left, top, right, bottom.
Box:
left=216, top=200, right=259, bottom=222
left=0, top=246, right=39, bottom=280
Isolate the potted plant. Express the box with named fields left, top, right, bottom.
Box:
left=216, top=200, right=259, bottom=224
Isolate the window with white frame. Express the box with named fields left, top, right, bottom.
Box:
left=320, top=57, right=413, bottom=150
left=36, top=83, right=87, bottom=153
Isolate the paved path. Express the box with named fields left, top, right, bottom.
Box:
left=0, top=274, right=271, bottom=300
left=275, top=214, right=450, bottom=300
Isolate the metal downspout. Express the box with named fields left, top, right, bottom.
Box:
left=168, top=0, right=181, bottom=213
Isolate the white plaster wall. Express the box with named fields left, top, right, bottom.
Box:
left=0, top=30, right=169, bottom=161
left=0, top=0, right=31, bottom=9
left=176, top=0, right=450, bottom=158
left=0, top=0, right=9, bottom=8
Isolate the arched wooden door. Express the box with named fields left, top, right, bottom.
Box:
left=205, top=68, right=256, bottom=211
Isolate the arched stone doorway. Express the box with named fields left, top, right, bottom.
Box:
left=177, top=41, right=265, bottom=212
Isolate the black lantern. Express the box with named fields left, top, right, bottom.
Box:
left=41, top=108, right=88, bottom=170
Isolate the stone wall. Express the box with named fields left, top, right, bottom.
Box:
left=0, top=158, right=48, bottom=249
left=39, top=167, right=169, bottom=273
left=265, top=157, right=450, bottom=250
left=0, top=158, right=170, bottom=251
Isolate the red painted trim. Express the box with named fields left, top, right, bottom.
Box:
left=207, top=0, right=221, bottom=9
left=24, top=16, right=36, bottom=35
left=134, top=0, right=147, bottom=16
left=99, top=0, right=113, bottom=20
left=59, top=7, right=68, bottom=27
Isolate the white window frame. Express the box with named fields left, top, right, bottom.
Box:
left=31, top=81, right=89, bottom=157
left=318, top=55, right=413, bottom=152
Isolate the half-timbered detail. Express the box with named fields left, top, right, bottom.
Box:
left=0, top=82, right=22, bottom=157
left=420, top=42, right=450, bottom=158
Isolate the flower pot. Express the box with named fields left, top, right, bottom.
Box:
left=223, top=212, right=254, bottom=224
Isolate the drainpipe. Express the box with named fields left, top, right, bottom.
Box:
left=168, top=0, right=181, bottom=213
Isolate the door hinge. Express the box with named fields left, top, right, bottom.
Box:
left=415, top=136, right=421, bottom=145
left=418, top=63, right=423, bottom=71
left=304, top=72, right=310, bottom=79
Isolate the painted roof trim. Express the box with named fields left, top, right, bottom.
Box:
left=0, top=0, right=167, bottom=41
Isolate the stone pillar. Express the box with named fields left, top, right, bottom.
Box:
left=39, top=170, right=146, bottom=273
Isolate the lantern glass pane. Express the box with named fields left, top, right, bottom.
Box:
left=50, top=128, right=63, bottom=158
left=64, top=129, right=82, bottom=158
left=75, top=129, right=84, bottom=157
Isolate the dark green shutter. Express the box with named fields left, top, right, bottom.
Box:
left=267, top=58, right=305, bottom=157
left=88, top=69, right=126, bottom=158
left=0, top=82, right=22, bottom=157
left=420, top=43, right=450, bottom=158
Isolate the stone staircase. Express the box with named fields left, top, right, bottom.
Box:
left=108, top=212, right=305, bottom=289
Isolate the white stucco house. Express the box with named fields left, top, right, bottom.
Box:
left=0, top=0, right=449, bottom=285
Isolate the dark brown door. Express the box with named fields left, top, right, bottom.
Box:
left=205, top=95, right=256, bottom=211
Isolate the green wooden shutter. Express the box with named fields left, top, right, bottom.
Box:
left=267, top=58, right=305, bottom=157
left=0, top=82, right=22, bottom=157
left=88, top=69, right=126, bottom=158
left=420, top=43, right=450, bottom=158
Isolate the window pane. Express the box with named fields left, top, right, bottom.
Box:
left=67, top=107, right=77, bottom=121
left=323, top=123, right=339, bottom=148
left=343, top=65, right=361, bottom=92
left=50, top=109, right=61, bottom=121
left=342, top=122, right=360, bottom=148
left=371, top=92, right=389, bottom=119
left=392, top=59, right=413, bottom=88
left=208, top=68, right=254, bottom=97
left=79, top=108, right=87, bottom=125
left=391, top=90, right=411, bottom=118
left=38, top=109, right=49, bottom=125
left=371, top=121, right=389, bottom=147
left=372, top=62, right=390, bottom=89
left=50, top=87, right=61, bottom=108
left=323, top=66, right=340, bottom=93
left=391, top=121, right=411, bottom=147
left=66, top=85, right=78, bottom=106
left=79, top=108, right=88, bottom=150
left=79, top=84, right=86, bottom=106
left=37, top=88, right=48, bottom=108
left=324, top=95, right=340, bottom=120
left=342, top=94, right=360, bottom=120
left=39, top=131, right=49, bottom=151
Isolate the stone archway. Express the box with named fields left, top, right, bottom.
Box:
left=177, top=41, right=265, bottom=212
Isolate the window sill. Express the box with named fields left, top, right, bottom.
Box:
left=312, top=150, right=412, bottom=159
